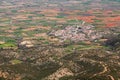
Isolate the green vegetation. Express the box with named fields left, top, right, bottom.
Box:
left=14, top=30, right=23, bottom=37
left=0, top=36, right=17, bottom=48
left=56, top=15, right=64, bottom=18
left=1, top=20, right=11, bottom=24
left=67, top=20, right=77, bottom=23
left=21, top=20, right=32, bottom=23
left=93, top=19, right=102, bottom=23
left=0, top=9, right=6, bottom=12
left=67, top=20, right=83, bottom=24
left=11, top=10, right=17, bottom=13
left=65, top=44, right=103, bottom=53
left=102, top=0, right=120, bottom=2
left=36, top=14, right=45, bottom=17
left=43, top=41, right=49, bottom=44
left=82, top=0, right=92, bottom=5
left=6, top=39, right=16, bottom=43
left=10, top=59, right=22, bottom=64
left=0, top=43, right=16, bottom=48
left=28, top=16, right=33, bottom=19
left=37, top=37, right=46, bottom=40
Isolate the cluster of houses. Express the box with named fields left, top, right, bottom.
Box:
left=49, top=24, right=104, bottom=42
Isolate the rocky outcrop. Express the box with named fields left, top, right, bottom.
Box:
left=43, top=68, right=73, bottom=80
left=18, top=40, right=34, bottom=48
left=0, top=70, right=21, bottom=80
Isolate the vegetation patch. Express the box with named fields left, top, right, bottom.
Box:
left=10, top=59, right=22, bottom=64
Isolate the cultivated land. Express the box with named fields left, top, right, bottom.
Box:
left=0, top=0, right=120, bottom=80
